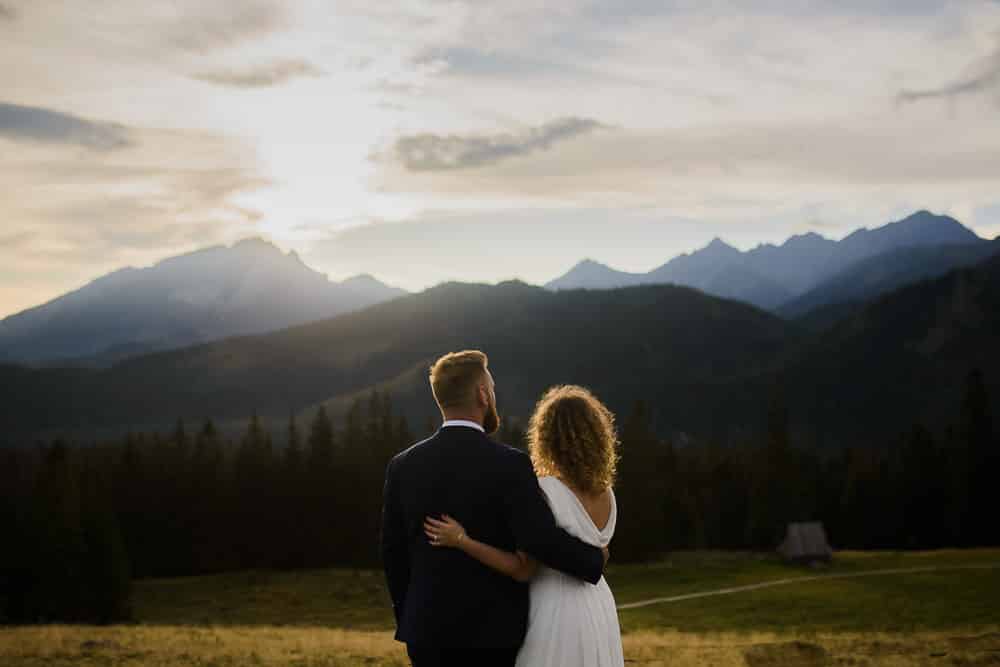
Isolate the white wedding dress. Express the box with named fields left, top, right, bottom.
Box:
left=516, top=476, right=624, bottom=667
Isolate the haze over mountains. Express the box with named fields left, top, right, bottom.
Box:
left=3, top=246, right=999, bottom=448
left=546, top=211, right=992, bottom=313
left=1, top=208, right=999, bottom=447
left=2, top=209, right=994, bottom=369
left=0, top=238, right=406, bottom=366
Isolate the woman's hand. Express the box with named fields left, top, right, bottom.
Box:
left=424, top=514, right=467, bottom=548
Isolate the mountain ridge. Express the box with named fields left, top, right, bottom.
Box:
left=2, top=249, right=999, bottom=448
left=545, top=210, right=987, bottom=312
left=0, top=238, right=406, bottom=366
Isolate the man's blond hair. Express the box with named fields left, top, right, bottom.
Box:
left=429, top=350, right=489, bottom=410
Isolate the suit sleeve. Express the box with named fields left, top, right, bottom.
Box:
left=503, top=453, right=604, bottom=585
left=380, top=456, right=409, bottom=626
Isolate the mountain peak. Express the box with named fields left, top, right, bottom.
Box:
left=0, top=239, right=409, bottom=365
left=902, top=209, right=935, bottom=221
left=231, top=236, right=282, bottom=253
left=863, top=210, right=979, bottom=245
left=778, top=231, right=832, bottom=250
left=894, top=209, right=966, bottom=230
left=546, top=258, right=639, bottom=290
left=700, top=237, right=739, bottom=256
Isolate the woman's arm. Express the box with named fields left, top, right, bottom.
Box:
left=424, top=515, right=538, bottom=583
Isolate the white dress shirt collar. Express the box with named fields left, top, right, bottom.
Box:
left=441, top=419, right=485, bottom=433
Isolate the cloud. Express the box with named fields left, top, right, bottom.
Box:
left=897, top=43, right=1000, bottom=103
left=0, top=230, right=33, bottom=248
left=163, top=2, right=286, bottom=53
left=0, top=102, right=131, bottom=150
left=389, top=117, right=608, bottom=171
left=0, top=124, right=267, bottom=317
left=192, top=59, right=324, bottom=88
left=376, top=117, right=1000, bottom=205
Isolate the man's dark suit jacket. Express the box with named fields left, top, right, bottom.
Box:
left=380, top=424, right=605, bottom=649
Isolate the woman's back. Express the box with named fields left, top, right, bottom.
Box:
left=516, top=476, right=624, bottom=667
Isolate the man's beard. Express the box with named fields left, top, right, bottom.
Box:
left=483, top=398, right=501, bottom=435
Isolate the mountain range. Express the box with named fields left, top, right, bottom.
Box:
left=2, top=247, right=999, bottom=448
left=546, top=210, right=991, bottom=314
left=1, top=208, right=999, bottom=447
left=2, top=210, right=994, bottom=369
left=0, top=238, right=406, bottom=366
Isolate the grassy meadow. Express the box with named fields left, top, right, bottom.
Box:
left=2, top=550, right=998, bottom=666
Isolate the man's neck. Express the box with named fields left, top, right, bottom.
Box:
left=441, top=412, right=483, bottom=426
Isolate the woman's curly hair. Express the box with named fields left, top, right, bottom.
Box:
left=527, top=385, right=619, bottom=496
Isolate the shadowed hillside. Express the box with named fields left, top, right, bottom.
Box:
left=0, top=281, right=794, bottom=442
left=781, top=239, right=1000, bottom=326
left=2, top=250, right=1000, bottom=447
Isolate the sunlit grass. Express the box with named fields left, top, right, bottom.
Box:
left=610, top=549, right=1000, bottom=633
left=2, top=626, right=999, bottom=666
left=2, top=550, right=999, bottom=665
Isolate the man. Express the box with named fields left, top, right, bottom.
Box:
left=380, top=350, right=608, bottom=667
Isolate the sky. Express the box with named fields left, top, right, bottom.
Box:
left=2, top=0, right=1000, bottom=317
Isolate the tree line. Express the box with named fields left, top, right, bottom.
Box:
left=1, top=372, right=996, bottom=624
left=614, top=369, right=999, bottom=559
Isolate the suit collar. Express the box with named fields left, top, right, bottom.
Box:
left=440, top=419, right=485, bottom=433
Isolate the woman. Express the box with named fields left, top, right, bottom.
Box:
left=424, top=385, right=624, bottom=667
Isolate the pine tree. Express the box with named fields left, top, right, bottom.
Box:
left=961, top=369, right=995, bottom=545
left=306, top=406, right=338, bottom=566
left=307, top=406, right=335, bottom=470
left=79, top=468, right=132, bottom=623
left=30, top=441, right=87, bottom=620
left=278, top=414, right=307, bottom=569
left=747, top=385, right=795, bottom=548
left=172, top=418, right=190, bottom=460
left=189, top=420, right=223, bottom=573
left=615, top=400, right=668, bottom=561
left=286, top=413, right=303, bottom=474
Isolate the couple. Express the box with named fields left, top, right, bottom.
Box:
left=380, top=350, right=624, bottom=667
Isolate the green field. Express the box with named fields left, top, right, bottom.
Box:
left=2, top=549, right=999, bottom=665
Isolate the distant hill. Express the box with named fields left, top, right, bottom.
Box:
left=548, top=238, right=793, bottom=309
left=2, top=250, right=999, bottom=447
left=776, top=251, right=1000, bottom=442
left=546, top=211, right=987, bottom=313
left=544, top=258, right=646, bottom=290
left=0, top=281, right=796, bottom=442
left=781, top=239, right=1000, bottom=327
left=0, top=238, right=406, bottom=366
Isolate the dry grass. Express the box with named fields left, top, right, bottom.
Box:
left=2, top=625, right=999, bottom=666
left=4, top=550, right=1000, bottom=665
left=622, top=628, right=1000, bottom=666
left=0, top=625, right=409, bottom=666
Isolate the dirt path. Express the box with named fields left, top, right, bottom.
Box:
left=617, top=563, right=1000, bottom=610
